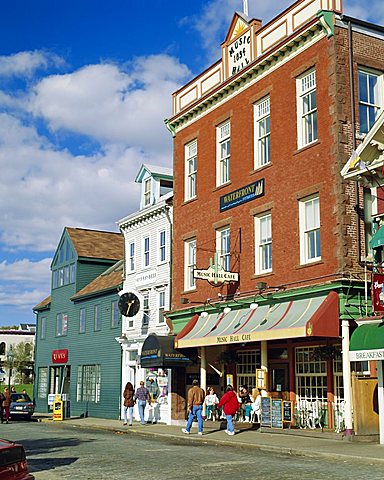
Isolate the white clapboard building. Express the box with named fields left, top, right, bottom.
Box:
left=117, top=164, right=173, bottom=424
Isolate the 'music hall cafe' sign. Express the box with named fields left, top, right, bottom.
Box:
left=194, top=252, right=239, bottom=285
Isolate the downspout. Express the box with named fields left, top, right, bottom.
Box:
left=164, top=201, right=173, bottom=316
left=342, top=19, right=356, bottom=437
left=347, top=19, right=362, bottom=264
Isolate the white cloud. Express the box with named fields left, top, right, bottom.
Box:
left=0, top=51, right=64, bottom=78
left=0, top=258, right=51, bottom=284
left=28, top=55, right=190, bottom=157
left=0, top=258, right=51, bottom=309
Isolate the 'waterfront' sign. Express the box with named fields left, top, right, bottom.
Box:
left=220, top=179, right=264, bottom=212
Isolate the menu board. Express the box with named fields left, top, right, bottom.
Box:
left=283, top=401, right=292, bottom=422
left=271, top=399, right=283, bottom=428
left=261, top=397, right=271, bottom=427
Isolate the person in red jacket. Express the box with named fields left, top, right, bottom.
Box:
left=218, top=384, right=239, bottom=435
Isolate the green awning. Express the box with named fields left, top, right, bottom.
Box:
left=350, top=321, right=384, bottom=361
left=370, top=227, right=384, bottom=249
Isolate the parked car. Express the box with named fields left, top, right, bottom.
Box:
left=0, top=438, right=34, bottom=479
left=10, top=393, right=34, bottom=420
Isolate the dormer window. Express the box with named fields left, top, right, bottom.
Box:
left=144, top=178, right=151, bottom=207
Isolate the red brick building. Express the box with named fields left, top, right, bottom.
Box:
left=166, top=0, right=384, bottom=436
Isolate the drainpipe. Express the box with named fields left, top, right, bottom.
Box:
left=164, top=202, right=173, bottom=314
left=339, top=19, right=357, bottom=437
left=200, top=346, right=207, bottom=392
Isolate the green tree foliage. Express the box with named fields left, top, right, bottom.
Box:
left=4, top=342, right=34, bottom=384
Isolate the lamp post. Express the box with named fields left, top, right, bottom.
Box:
left=6, top=346, right=14, bottom=390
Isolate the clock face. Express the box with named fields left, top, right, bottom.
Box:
left=118, top=292, right=140, bottom=317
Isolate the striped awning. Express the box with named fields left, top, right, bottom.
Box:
left=175, top=292, right=339, bottom=348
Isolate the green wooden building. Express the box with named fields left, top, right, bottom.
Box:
left=33, top=227, right=123, bottom=419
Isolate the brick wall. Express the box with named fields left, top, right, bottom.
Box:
left=171, top=25, right=384, bottom=310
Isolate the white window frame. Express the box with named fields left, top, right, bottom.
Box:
left=56, top=312, right=68, bottom=337
left=255, top=212, right=272, bottom=274
left=79, top=308, right=86, bottom=334
left=216, top=227, right=230, bottom=271
left=111, top=300, right=119, bottom=328
left=143, top=177, right=152, bottom=207
left=254, top=96, right=270, bottom=169
left=185, top=140, right=197, bottom=201
left=299, top=195, right=321, bottom=264
left=143, top=293, right=150, bottom=326
left=143, top=236, right=150, bottom=268
left=358, top=68, right=383, bottom=134
left=295, top=346, right=327, bottom=402
left=297, top=69, right=317, bottom=149
left=158, top=229, right=166, bottom=264
left=37, top=367, right=48, bottom=399
left=128, top=241, right=135, bottom=273
left=40, top=317, right=47, bottom=339
left=184, top=238, right=196, bottom=291
left=94, top=304, right=101, bottom=331
left=216, top=120, right=231, bottom=186
left=76, top=364, right=101, bottom=403
left=158, top=290, right=166, bottom=324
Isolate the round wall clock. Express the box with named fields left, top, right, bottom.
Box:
left=118, top=292, right=140, bottom=317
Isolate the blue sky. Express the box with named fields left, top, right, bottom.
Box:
left=0, top=0, right=382, bottom=327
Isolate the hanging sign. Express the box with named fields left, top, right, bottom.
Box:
left=372, top=273, right=384, bottom=312
left=52, top=349, right=68, bottom=364
left=194, top=252, right=239, bottom=285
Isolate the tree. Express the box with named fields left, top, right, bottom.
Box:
left=3, top=342, right=34, bottom=384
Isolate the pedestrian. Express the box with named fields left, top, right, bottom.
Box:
left=251, top=388, right=262, bottom=423
left=238, top=385, right=253, bottom=422
left=182, top=379, right=205, bottom=435
left=123, top=382, right=135, bottom=426
left=218, top=385, right=240, bottom=435
left=204, top=387, right=219, bottom=421
left=2, top=387, right=11, bottom=424
left=0, top=389, right=4, bottom=423
left=10, top=386, right=16, bottom=393
left=134, top=380, right=151, bottom=425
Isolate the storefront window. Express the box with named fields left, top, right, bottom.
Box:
left=295, top=347, right=327, bottom=400
left=236, top=350, right=261, bottom=390
left=38, top=367, right=48, bottom=399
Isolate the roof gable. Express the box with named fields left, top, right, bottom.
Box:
left=135, top=164, right=173, bottom=183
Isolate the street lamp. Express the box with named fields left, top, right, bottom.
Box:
left=6, top=346, right=14, bottom=390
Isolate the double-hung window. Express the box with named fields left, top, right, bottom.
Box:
left=184, top=238, right=196, bottom=291
left=143, top=293, right=150, bottom=326
left=158, top=291, right=166, bottom=324
left=77, top=365, right=101, bottom=403
left=185, top=140, right=197, bottom=201
left=111, top=300, right=119, bottom=328
left=255, top=213, right=272, bottom=274
left=94, top=304, right=101, bottom=331
left=40, top=317, right=47, bottom=339
left=143, top=178, right=151, bottom=207
left=358, top=69, right=383, bottom=134
left=143, top=236, right=150, bottom=268
left=56, top=313, right=68, bottom=337
left=254, top=97, right=270, bottom=168
left=299, top=195, right=321, bottom=264
left=217, top=121, right=230, bottom=186
left=159, top=230, right=166, bottom=263
left=128, top=241, right=135, bottom=272
left=297, top=69, right=317, bottom=148
left=79, top=308, right=86, bottom=334
left=217, top=228, right=230, bottom=271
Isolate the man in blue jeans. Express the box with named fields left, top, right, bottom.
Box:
left=135, top=381, right=151, bottom=424
left=182, top=379, right=205, bottom=435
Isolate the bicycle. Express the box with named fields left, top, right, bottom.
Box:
left=294, top=400, right=326, bottom=430
left=333, top=401, right=345, bottom=433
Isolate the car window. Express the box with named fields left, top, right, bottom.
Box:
left=11, top=393, right=31, bottom=402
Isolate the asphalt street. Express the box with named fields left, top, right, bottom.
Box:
left=1, top=420, right=383, bottom=480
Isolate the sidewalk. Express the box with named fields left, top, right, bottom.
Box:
left=35, top=414, right=384, bottom=464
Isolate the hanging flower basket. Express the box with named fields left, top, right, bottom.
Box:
left=218, top=350, right=240, bottom=364
left=311, top=346, right=340, bottom=361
